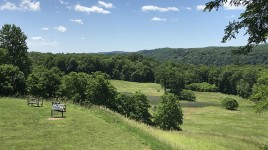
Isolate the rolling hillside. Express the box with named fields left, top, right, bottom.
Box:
left=137, top=44, right=268, bottom=66
left=1, top=80, right=267, bottom=150
left=111, top=80, right=268, bottom=149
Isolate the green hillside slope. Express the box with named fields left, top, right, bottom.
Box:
left=111, top=80, right=268, bottom=150
left=138, top=44, right=268, bottom=66
left=0, top=98, right=171, bottom=150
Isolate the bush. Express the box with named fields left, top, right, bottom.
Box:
left=154, top=93, right=183, bottom=130
left=222, top=97, right=239, bottom=110
left=178, top=90, right=196, bottom=101
left=186, top=82, right=218, bottom=92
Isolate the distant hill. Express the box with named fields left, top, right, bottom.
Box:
left=137, top=44, right=268, bottom=66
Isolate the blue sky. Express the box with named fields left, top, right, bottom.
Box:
left=0, top=0, right=247, bottom=53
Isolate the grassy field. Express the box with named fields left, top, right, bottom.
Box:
left=111, top=80, right=268, bottom=149
left=0, top=98, right=172, bottom=150
left=1, top=80, right=267, bottom=150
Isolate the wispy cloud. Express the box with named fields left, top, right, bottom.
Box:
left=74, top=4, right=110, bottom=14
left=81, top=37, right=86, bottom=40
left=151, top=17, right=166, bottom=21
left=59, top=0, right=68, bottom=5
left=142, top=5, right=179, bottom=12
left=41, top=27, right=49, bottom=31
left=70, top=19, right=83, bottom=24
left=196, top=5, right=205, bottom=11
left=0, top=0, right=40, bottom=11
left=186, top=7, right=192, bottom=10
left=54, top=25, right=67, bottom=32
left=31, top=36, right=44, bottom=41
left=98, top=1, right=114, bottom=9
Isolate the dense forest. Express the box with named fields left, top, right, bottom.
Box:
left=138, top=44, right=268, bottom=66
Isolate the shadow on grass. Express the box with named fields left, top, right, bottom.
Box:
left=180, top=101, right=221, bottom=108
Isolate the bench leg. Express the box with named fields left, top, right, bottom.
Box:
left=51, top=110, right=53, bottom=117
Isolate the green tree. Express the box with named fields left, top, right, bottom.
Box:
left=0, top=24, right=32, bottom=76
left=60, top=72, right=90, bottom=103
left=0, top=64, right=26, bottom=96
left=236, top=79, right=251, bottom=98
left=114, top=92, right=152, bottom=124
left=27, top=67, right=62, bottom=98
left=0, top=48, right=8, bottom=65
left=250, top=70, right=268, bottom=113
left=204, top=0, right=268, bottom=54
left=154, top=93, right=183, bottom=130
left=87, top=72, right=117, bottom=109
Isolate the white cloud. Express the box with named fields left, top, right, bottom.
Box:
left=141, top=5, right=179, bottom=12
left=20, top=0, right=40, bottom=11
left=223, top=0, right=245, bottom=10
left=74, top=4, right=110, bottom=14
left=0, top=0, right=40, bottom=11
left=41, top=27, right=49, bottom=31
left=59, top=0, right=68, bottom=5
left=151, top=17, right=166, bottom=21
left=0, top=2, right=18, bottom=11
left=31, top=36, right=44, bottom=41
left=196, top=5, right=206, bottom=11
left=70, top=19, right=83, bottom=24
left=186, top=7, right=192, bottom=10
left=54, top=26, right=67, bottom=32
left=98, top=1, right=114, bottom=9
left=81, top=37, right=86, bottom=40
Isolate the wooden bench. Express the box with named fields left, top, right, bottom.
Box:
left=51, top=101, right=66, bottom=118
left=27, top=98, right=43, bottom=107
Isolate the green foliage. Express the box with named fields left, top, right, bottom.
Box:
left=155, top=64, right=185, bottom=94
left=260, top=144, right=268, bottom=150
left=186, top=82, right=218, bottom=92
left=0, top=64, right=25, bottom=96
left=87, top=72, right=117, bottom=108
left=0, top=48, right=8, bottom=65
left=236, top=79, right=252, bottom=98
left=154, top=93, right=183, bottom=130
left=60, top=72, right=90, bottom=103
left=222, top=97, right=239, bottom=110
left=250, top=70, right=268, bottom=113
left=0, top=24, right=32, bottom=76
left=27, top=67, right=62, bottom=98
left=138, top=45, right=268, bottom=66
left=205, top=0, right=268, bottom=54
left=115, top=92, right=152, bottom=124
left=178, top=90, right=196, bottom=101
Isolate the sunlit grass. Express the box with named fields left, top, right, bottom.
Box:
left=111, top=80, right=268, bottom=150
left=0, top=98, right=170, bottom=150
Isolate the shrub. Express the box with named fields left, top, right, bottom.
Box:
left=222, top=97, right=239, bottom=110
left=178, top=90, right=196, bottom=101
left=154, top=93, right=183, bottom=130
left=186, top=82, right=218, bottom=92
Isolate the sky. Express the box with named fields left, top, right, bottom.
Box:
left=0, top=0, right=247, bottom=53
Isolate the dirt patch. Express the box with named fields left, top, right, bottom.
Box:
left=47, top=117, right=64, bottom=120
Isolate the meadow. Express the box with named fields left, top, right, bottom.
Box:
left=0, top=80, right=267, bottom=150
left=111, top=80, right=268, bottom=149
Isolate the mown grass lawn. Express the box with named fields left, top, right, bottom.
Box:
left=0, top=98, right=171, bottom=150
left=111, top=80, right=268, bottom=150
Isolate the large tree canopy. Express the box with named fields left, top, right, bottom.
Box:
left=0, top=24, right=32, bottom=76
left=205, top=0, right=268, bottom=54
